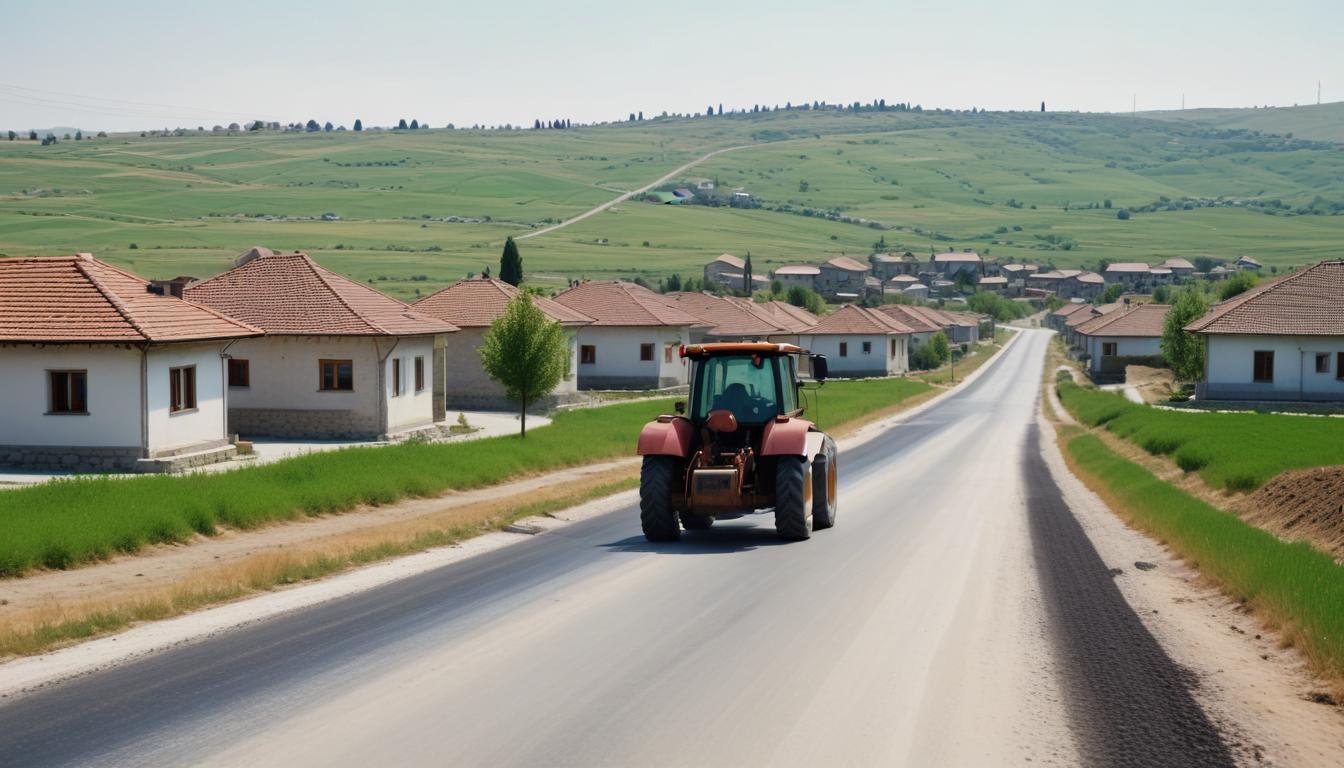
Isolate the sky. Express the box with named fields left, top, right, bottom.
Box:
left=4, top=0, right=1341, bottom=132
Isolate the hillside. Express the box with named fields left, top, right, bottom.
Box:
left=1140, top=101, right=1344, bottom=144
left=1, top=108, right=1341, bottom=299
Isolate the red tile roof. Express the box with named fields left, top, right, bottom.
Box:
left=185, top=250, right=457, bottom=336
left=659, top=293, right=788, bottom=337
left=1076, top=303, right=1170, bottom=337
left=774, top=264, right=821, bottom=276
left=412, top=278, right=591, bottom=328
left=0, top=254, right=261, bottom=343
left=874, top=304, right=943, bottom=333
left=1185, top=261, right=1344, bottom=336
left=805, top=305, right=913, bottom=335
left=1051, top=302, right=1093, bottom=318
left=755, top=300, right=821, bottom=332
left=711, top=254, right=745, bottom=269
left=1105, top=262, right=1151, bottom=273
left=823, top=256, right=869, bottom=272
left=553, top=281, right=706, bottom=327
left=933, top=252, right=982, bottom=262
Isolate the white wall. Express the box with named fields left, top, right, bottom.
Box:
left=225, top=335, right=379, bottom=414
left=383, top=335, right=437, bottom=431
left=146, top=343, right=230, bottom=452
left=575, top=325, right=690, bottom=387
left=1083, top=336, right=1162, bottom=373
left=0, top=344, right=142, bottom=447
left=801, top=333, right=905, bottom=376
left=1205, top=335, right=1344, bottom=400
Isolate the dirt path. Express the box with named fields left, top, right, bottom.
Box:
left=513, top=143, right=755, bottom=241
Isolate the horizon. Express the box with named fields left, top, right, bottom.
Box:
left=4, top=0, right=1340, bottom=133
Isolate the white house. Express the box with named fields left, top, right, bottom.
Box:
left=815, top=256, right=871, bottom=299
left=553, top=281, right=706, bottom=389
left=1074, top=303, right=1170, bottom=376
left=412, top=278, right=592, bottom=411
left=185, top=248, right=457, bottom=439
left=1187, top=261, right=1344, bottom=401
left=930, top=251, right=983, bottom=277
left=0, top=253, right=261, bottom=472
left=772, top=264, right=821, bottom=291
left=874, top=304, right=943, bottom=350
left=800, top=305, right=911, bottom=377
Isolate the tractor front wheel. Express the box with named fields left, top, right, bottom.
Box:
left=640, top=456, right=681, bottom=542
left=774, top=455, right=813, bottom=540
left=812, top=436, right=838, bottom=530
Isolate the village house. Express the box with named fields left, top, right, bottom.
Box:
left=815, top=256, right=871, bottom=299
left=874, top=304, right=944, bottom=350
left=886, top=274, right=921, bottom=293
left=185, top=248, right=457, bottom=440
left=411, top=278, right=593, bottom=411
left=978, top=276, right=1009, bottom=294
left=772, top=264, right=820, bottom=291
left=1186, top=261, right=1344, bottom=402
left=658, top=292, right=788, bottom=342
left=1047, top=301, right=1093, bottom=331
left=727, top=298, right=821, bottom=346
left=1074, top=303, right=1170, bottom=378
left=1103, top=262, right=1153, bottom=290
left=0, top=253, right=261, bottom=472
left=799, top=305, right=912, bottom=377
left=929, top=251, right=983, bottom=277
left=869, top=252, right=920, bottom=281
left=553, top=281, right=706, bottom=389
left=1059, top=271, right=1106, bottom=300
left=1062, top=302, right=1124, bottom=347
left=1235, top=255, right=1263, bottom=272
left=1026, top=269, right=1080, bottom=292
left=901, top=283, right=931, bottom=300
left=1160, top=257, right=1195, bottom=280
left=703, top=253, right=744, bottom=286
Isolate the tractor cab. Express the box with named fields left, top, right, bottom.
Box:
left=680, top=343, right=820, bottom=456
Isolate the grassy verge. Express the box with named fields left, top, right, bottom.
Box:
left=805, top=377, right=933, bottom=432
left=1057, top=380, right=1344, bottom=492
left=917, top=335, right=1008, bottom=386
left=1062, top=431, right=1344, bottom=686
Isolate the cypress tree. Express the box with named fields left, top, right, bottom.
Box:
left=743, top=252, right=753, bottom=294
left=499, top=236, right=523, bottom=286
left=353, top=119, right=363, bottom=131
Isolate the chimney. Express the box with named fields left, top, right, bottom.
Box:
left=148, top=276, right=196, bottom=298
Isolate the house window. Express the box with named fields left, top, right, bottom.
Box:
left=1102, top=342, right=1118, bottom=357
left=580, top=345, right=596, bottom=364
left=392, top=358, right=402, bottom=396
left=48, top=370, right=87, bottom=414
left=414, top=356, right=425, bottom=392
left=839, top=342, right=848, bottom=357
left=227, top=358, right=250, bottom=388
left=1338, top=353, right=1344, bottom=381
left=1252, top=351, right=1274, bottom=383
left=1316, top=353, right=1330, bottom=374
left=664, top=344, right=675, bottom=364
left=169, top=366, right=197, bottom=413
left=862, top=341, right=872, bottom=355
left=320, top=359, right=354, bottom=391
left=891, top=339, right=897, bottom=357
left=640, top=343, right=654, bottom=362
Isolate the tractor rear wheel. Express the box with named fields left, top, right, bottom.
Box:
left=640, top=456, right=680, bottom=542
left=774, top=455, right=813, bottom=540
left=812, top=436, right=838, bottom=530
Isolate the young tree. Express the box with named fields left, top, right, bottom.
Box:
left=28, top=130, right=37, bottom=140
left=7, top=130, right=16, bottom=141
left=1161, top=288, right=1210, bottom=381
left=323, top=121, right=334, bottom=132
left=786, top=285, right=826, bottom=314
left=499, top=236, right=523, bottom=286
left=1099, top=283, right=1125, bottom=304
left=353, top=119, right=363, bottom=131
left=479, top=294, right=569, bottom=437
left=1217, top=271, right=1258, bottom=301
left=398, top=118, right=408, bottom=130
left=1041, top=101, right=1046, bottom=112
left=305, top=119, right=320, bottom=132
left=742, top=252, right=753, bottom=294
left=665, top=273, right=682, bottom=292
left=410, top=119, right=420, bottom=129
left=927, top=332, right=951, bottom=366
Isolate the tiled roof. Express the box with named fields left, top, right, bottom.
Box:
left=756, top=300, right=821, bottom=332
left=185, top=250, right=457, bottom=336
left=933, top=252, right=981, bottom=262
left=553, top=281, right=706, bottom=327
left=1236, top=256, right=1263, bottom=267
left=979, top=276, right=1008, bottom=285
left=804, top=305, right=913, bottom=335
left=890, top=275, right=920, bottom=284
left=1073, top=272, right=1105, bottom=284
left=1185, top=261, right=1344, bottom=336
left=711, top=253, right=745, bottom=269
left=874, top=304, right=943, bottom=333
left=412, top=278, right=592, bottom=328
left=1105, top=262, right=1151, bottom=273
left=1076, top=303, right=1170, bottom=338
left=1001, top=263, right=1037, bottom=272
left=871, top=252, right=917, bottom=263
left=1161, top=258, right=1195, bottom=270
left=774, top=265, right=821, bottom=276
left=1050, top=302, right=1092, bottom=318
left=660, top=293, right=788, bottom=337
left=0, top=254, right=261, bottom=343
left=824, top=256, right=870, bottom=272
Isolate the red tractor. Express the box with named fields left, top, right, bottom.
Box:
left=636, top=342, right=838, bottom=542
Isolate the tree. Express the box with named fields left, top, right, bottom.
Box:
left=1041, top=101, right=1046, bottom=112
left=28, top=130, right=37, bottom=141
left=1151, top=285, right=1171, bottom=304
left=323, top=121, right=334, bottom=132
left=785, top=285, right=826, bottom=314
left=354, top=119, right=363, bottom=131
left=398, top=118, right=408, bottom=130
left=707, top=105, right=713, bottom=117
left=1116, top=209, right=1131, bottom=220
left=1217, top=271, right=1258, bottom=301
left=742, top=252, right=753, bottom=294
left=499, top=236, right=523, bottom=286
left=927, top=332, right=952, bottom=366
left=306, top=119, right=320, bottom=132
left=410, top=119, right=419, bottom=129
left=1099, top=283, right=1125, bottom=304
left=75, top=130, right=83, bottom=141
left=7, top=130, right=15, bottom=141
left=1162, top=288, right=1210, bottom=381
left=665, top=273, right=682, bottom=292
left=479, top=294, right=569, bottom=437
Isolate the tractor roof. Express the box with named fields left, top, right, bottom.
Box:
left=680, top=342, right=803, bottom=359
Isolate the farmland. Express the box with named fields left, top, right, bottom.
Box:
left=3, top=106, right=1343, bottom=299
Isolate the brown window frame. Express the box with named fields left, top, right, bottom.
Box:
left=891, top=338, right=897, bottom=357
left=48, top=370, right=88, bottom=415
left=227, top=358, right=250, bottom=388
left=1315, top=353, right=1330, bottom=374
left=169, top=365, right=197, bottom=414
left=1252, top=350, right=1274, bottom=383
left=839, top=342, right=848, bottom=357
left=319, top=359, right=354, bottom=391
left=414, top=356, right=425, bottom=392
left=664, top=343, right=675, bottom=364
left=1102, top=342, right=1118, bottom=357
left=392, top=358, right=402, bottom=397
left=580, top=345, right=596, bottom=365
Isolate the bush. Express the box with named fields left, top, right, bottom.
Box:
left=1116, top=209, right=1131, bottom=220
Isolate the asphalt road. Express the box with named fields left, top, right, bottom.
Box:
left=0, top=330, right=1231, bottom=767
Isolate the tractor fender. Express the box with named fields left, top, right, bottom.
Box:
left=637, top=416, right=693, bottom=457
left=761, top=417, right=822, bottom=457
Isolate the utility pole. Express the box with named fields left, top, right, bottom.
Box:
left=1132, top=94, right=1136, bottom=117
left=1319, top=80, right=1323, bottom=105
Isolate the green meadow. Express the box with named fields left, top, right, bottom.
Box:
left=2, top=105, right=1342, bottom=300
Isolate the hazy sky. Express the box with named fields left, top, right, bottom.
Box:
left=5, top=0, right=1341, bottom=131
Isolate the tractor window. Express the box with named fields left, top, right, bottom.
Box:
left=692, top=355, right=781, bottom=424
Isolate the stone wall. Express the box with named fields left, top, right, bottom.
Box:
left=228, top=407, right=383, bottom=440
left=0, top=445, right=144, bottom=473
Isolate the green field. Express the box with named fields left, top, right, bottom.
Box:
left=3, top=106, right=1342, bottom=300
left=1057, top=381, right=1344, bottom=492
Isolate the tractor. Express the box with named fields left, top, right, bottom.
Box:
left=636, top=342, right=838, bottom=542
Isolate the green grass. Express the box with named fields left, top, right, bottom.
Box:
left=1066, top=432, right=1344, bottom=680
left=0, top=376, right=931, bottom=577
left=2, top=107, right=1341, bottom=299
left=1057, top=381, right=1344, bottom=491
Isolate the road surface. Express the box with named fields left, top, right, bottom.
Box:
left=0, top=330, right=1232, bottom=767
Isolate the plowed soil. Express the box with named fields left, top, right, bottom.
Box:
left=1245, top=467, right=1344, bottom=559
